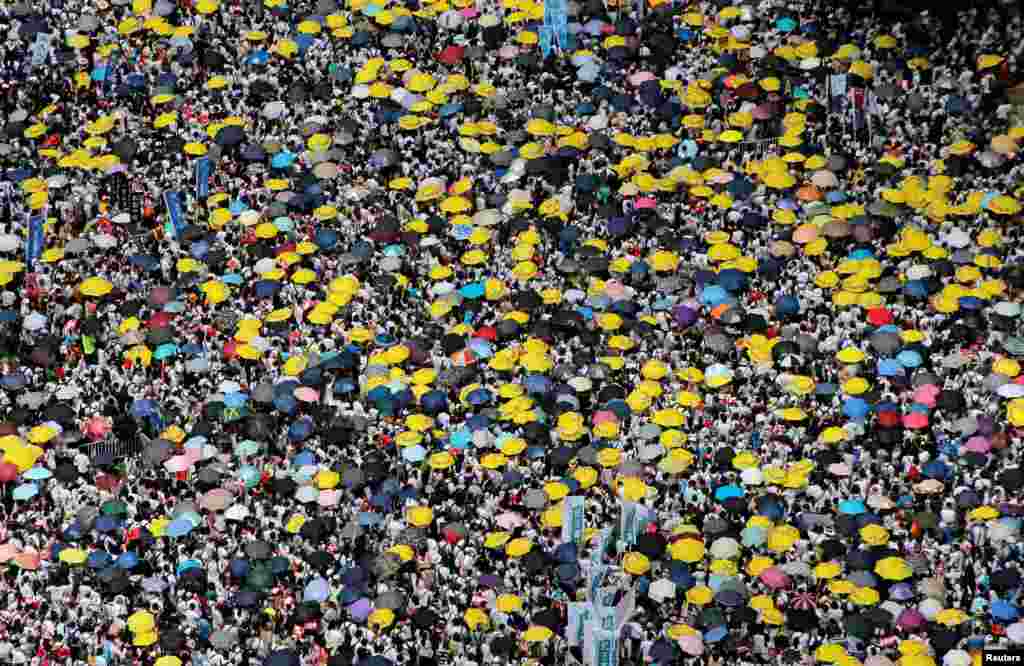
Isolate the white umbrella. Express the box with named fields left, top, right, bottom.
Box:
left=709, top=537, right=741, bottom=559
left=1007, top=622, right=1024, bottom=644
left=23, top=312, right=46, bottom=331
left=224, top=504, right=250, bottom=521
left=0, top=234, right=20, bottom=251
left=740, top=468, right=764, bottom=485
left=648, top=579, right=676, bottom=602
left=918, top=597, right=943, bottom=620
left=943, top=650, right=971, bottom=666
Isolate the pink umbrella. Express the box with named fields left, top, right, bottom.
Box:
left=790, top=592, right=818, bottom=610
left=498, top=45, right=520, bottom=60
left=83, top=416, right=112, bottom=441
left=828, top=463, right=851, bottom=477
left=604, top=281, right=628, bottom=299
left=965, top=436, right=991, bottom=453
left=865, top=657, right=895, bottom=666
left=897, top=607, right=926, bottom=629
left=678, top=635, right=704, bottom=656
left=903, top=412, right=929, bottom=429
left=200, top=488, right=233, bottom=512
left=0, top=543, right=19, bottom=562
left=760, top=566, right=791, bottom=589
left=636, top=197, right=657, bottom=209
left=496, top=512, right=525, bottom=529
left=164, top=455, right=193, bottom=473
left=793, top=225, right=818, bottom=244
left=460, top=7, right=479, bottom=17
left=319, top=490, right=342, bottom=507
left=15, top=550, right=40, bottom=570
left=912, top=384, right=940, bottom=406
left=628, top=71, right=656, bottom=86
left=592, top=410, right=618, bottom=424
left=294, top=387, right=320, bottom=403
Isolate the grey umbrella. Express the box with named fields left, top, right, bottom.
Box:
left=490, top=150, right=515, bottom=166
left=870, top=331, right=901, bottom=355
left=523, top=489, right=548, bottom=509
left=825, top=154, right=847, bottom=171
left=262, top=101, right=287, bottom=119
left=251, top=383, right=274, bottom=403
left=381, top=33, right=404, bottom=48
left=340, top=521, right=363, bottom=540
left=376, top=590, right=406, bottom=610
left=64, top=234, right=90, bottom=253
left=637, top=424, right=662, bottom=440
left=782, top=561, right=812, bottom=577
left=577, top=446, right=597, bottom=465
left=78, top=14, right=100, bottom=31
left=77, top=506, right=99, bottom=530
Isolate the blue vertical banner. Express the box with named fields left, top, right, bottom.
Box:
left=539, top=26, right=553, bottom=57
left=195, top=156, right=211, bottom=199
left=591, top=628, right=619, bottom=666
left=566, top=602, right=592, bottom=647
left=620, top=500, right=639, bottom=546
left=26, top=214, right=44, bottom=268
left=543, top=0, right=568, bottom=52
left=591, top=527, right=611, bottom=564
left=562, top=495, right=586, bottom=545
left=163, top=191, right=185, bottom=238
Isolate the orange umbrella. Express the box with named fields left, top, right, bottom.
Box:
left=796, top=184, right=822, bottom=201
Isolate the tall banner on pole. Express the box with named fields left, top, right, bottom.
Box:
left=26, top=214, right=44, bottom=268
left=163, top=191, right=185, bottom=238
left=562, top=495, right=586, bottom=545
left=195, top=156, right=212, bottom=199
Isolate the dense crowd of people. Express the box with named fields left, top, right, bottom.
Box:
left=1, top=0, right=1024, bottom=664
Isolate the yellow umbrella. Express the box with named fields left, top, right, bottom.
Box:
left=368, top=608, right=395, bottom=628
left=496, top=593, right=523, bottom=613
left=58, top=548, right=88, bottom=565
left=79, top=277, right=113, bottom=297
left=155, top=658, right=184, bottom=666
left=464, top=607, right=489, bottom=630
left=875, top=556, right=913, bottom=581
left=505, top=537, right=532, bottom=557
left=127, top=610, right=156, bottom=633
left=407, top=505, right=434, bottom=527
left=623, top=552, right=651, bottom=575
left=133, top=631, right=159, bottom=647
left=686, top=585, right=713, bottom=605
left=523, top=625, right=553, bottom=642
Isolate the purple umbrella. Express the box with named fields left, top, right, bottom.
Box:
left=897, top=608, right=926, bottom=630
left=673, top=305, right=698, bottom=327
left=349, top=598, right=372, bottom=621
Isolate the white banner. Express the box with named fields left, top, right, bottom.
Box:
left=562, top=495, right=586, bottom=545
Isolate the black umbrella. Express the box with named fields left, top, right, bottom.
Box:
left=215, top=125, right=245, bottom=146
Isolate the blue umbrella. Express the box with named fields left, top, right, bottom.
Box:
left=843, top=398, right=871, bottom=419
left=23, top=466, right=51, bottom=480
left=154, top=343, right=178, bottom=360
left=714, top=484, right=744, bottom=502
left=271, top=151, right=296, bottom=168
left=116, top=551, right=140, bottom=569
left=166, top=518, right=194, bottom=537
left=95, top=515, right=120, bottom=532
left=131, top=399, right=158, bottom=417
left=450, top=428, right=472, bottom=449
left=467, top=388, right=493, bottom=406
left=700, top=285, right=729, bottom=306
left=304, top=577, right=331, bottom=603
left=12, top=483, right=38, bottom=500
left=897, top=350, right=922, bottom=368
left=460, top=282, right=486, bottom=299
left=289, top=419, right=313, bottom=441
left=402, top=445, right=427, bottom=463
left=88, top=551, right=113, bottom=568
left=838, top=499, right=867, bottom=515
left=704, top=626, right=728, bottom=643
left=878, top=359, right=904, bottom=376
left=992, top=600, right=1019, bottom=622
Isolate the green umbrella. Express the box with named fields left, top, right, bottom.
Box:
left=101, top=500, right=128, bottom=516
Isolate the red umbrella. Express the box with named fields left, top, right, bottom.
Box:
left=148, top=311, right=174, bottom=329
left=867, top=307, right=893, bottom=326
left=790, top=592, right=817, bottom=610
left=903, top=412, right=929, bottom=429
left=474, top=326, right=497, bottom=341
left=877, top=411, right=901, bottom=427
left=84, top=415, right=112, bottom=441
left=437, top=45, right=465, bottom=65
left=0, top=462, right=18, bottom=483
